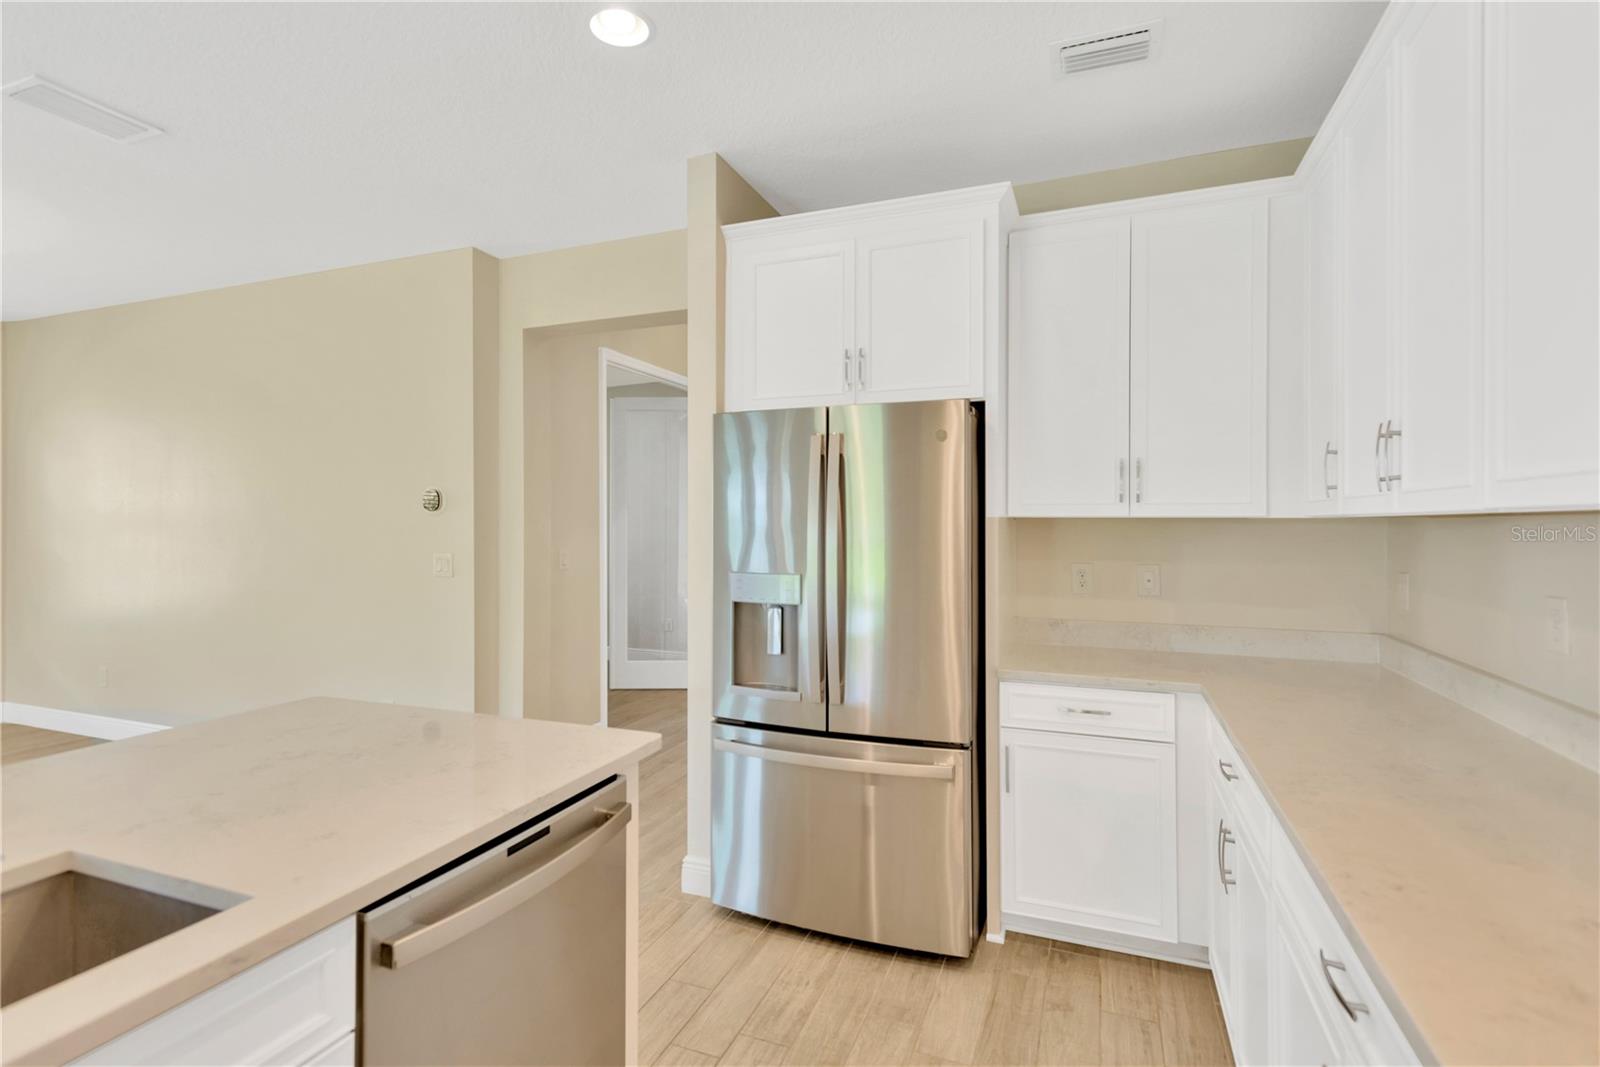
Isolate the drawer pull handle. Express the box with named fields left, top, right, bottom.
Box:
left=1217, top=819, right=1236, bottom=893
left=1217, top=760, right=1240, bottom=782
left=1318, top=950, right=1370, bottom=1021
left=1058, top=706, right=1112, bottom=717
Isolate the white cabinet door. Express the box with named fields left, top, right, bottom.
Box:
left=1302, top=142, right=1346, bottom=514
left=1007, top=218, right=1132, bottom=515
left=1268, top=912, right=1349, bottom=1067
left=1230, top=831, right=1272, bottom=1066
left=1002, top=728, right=1177, bottom=942
left=1131, top=199, right=1269, bottom=515
left=1392, top=0, right=1484, bottom=512
left=1209, top=804, right=1238, bottom=1018
left=1339, top=62, right=1398, bottom=513
left=854, top=217, right=985, bottom=403
left=725, top=239, right=854, bottom=411
left=1483, top=1, right=1600, bottom=509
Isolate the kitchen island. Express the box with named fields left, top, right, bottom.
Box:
left=0, top=698, right=661, bottom=1065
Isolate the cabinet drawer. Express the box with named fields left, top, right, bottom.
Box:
left=1272, top=823, right=1419, bottom=1066
left=1208, top=714, right=1270, bottom=850
left=1001, top=682, right=1175, bottom=742
left=74, top=919, right=355, bottom=1066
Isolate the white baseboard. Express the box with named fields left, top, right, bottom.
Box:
left=1002, top=912, right=1210, bottom=968
left=680, top=855, right=711, bottom=897
left=1, top=702, right=169, bottom=740
left=986, top=930, right=1006, bottom=945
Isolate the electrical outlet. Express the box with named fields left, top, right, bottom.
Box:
left=1545, top=596, right=1570, bottom=655
left=432, top=553, right=454, bottom=578
left=1071, top=563, right=1094, bottom=595
left=1136, top=564, right=1162, bottom=598
left=1396, top=572, right=1411, bottom=613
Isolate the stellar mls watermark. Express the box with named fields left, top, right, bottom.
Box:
left=1509, top=523, right=1598, bottom=543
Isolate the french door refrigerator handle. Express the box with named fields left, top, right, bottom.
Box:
left=801, top=432, right=826, bottom=705
left=376, top=802, right=632, bottom=969
left=713, top=738, right=954, bottom=780
left=824, top=432, right=845, bottom=704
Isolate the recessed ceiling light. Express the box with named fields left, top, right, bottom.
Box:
left=2, top=75, right=162, bottom=143
left=589, top=8, right=651, bottom=48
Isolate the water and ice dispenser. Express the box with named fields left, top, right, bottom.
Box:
left=728, top=572, right=801, bottom=697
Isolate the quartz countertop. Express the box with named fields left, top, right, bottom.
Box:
left=0, top=698, right=661, bottom=1065
left=999, top=643, right=1599, bottom=1066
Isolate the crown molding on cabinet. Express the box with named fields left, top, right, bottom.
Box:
left=721, top=182, right=1018, bottom=242
left=1011, top=175, right=1301, bottom=231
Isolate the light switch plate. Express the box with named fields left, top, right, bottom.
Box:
left=1136, top=564, right=1161, bottom=598
left=433, top=553, right=454, bottom=578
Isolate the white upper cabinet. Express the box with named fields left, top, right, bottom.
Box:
left=1007, top=217, right=1131, bottom=515
left=1482, top=1, right=1600, bottom=509
left=1007, top=187, right=1275, bottom=518
left=726, top=239, right=855, bottom=409
left=854, top=217, right=985, bottom=403
left=1131, top=199, right=1269, bottom=516
left=1337, top=64, right=1396, bottom=513
left=1393, top=0, right=1483, bottom=511
left=723, top=185, right=1014, bottom=414
left=1301, top=144, right=1345, bottom=514
left=1298, top=0, right=1596, bottom=516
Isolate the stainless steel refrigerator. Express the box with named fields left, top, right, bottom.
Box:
left=711, top=400, right=979, bottom=957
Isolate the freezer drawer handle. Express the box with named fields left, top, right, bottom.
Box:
left=713, top=737, right=955, bottom=780
left=377, top=801, right=633, bottom=969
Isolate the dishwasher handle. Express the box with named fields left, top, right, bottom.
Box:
left=378, top=801, right=632, bottom=969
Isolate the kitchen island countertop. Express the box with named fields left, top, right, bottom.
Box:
left=0, top=698, right=660, bottom=1065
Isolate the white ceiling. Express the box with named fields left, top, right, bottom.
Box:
left=1, top=2, right=1384, bottom=321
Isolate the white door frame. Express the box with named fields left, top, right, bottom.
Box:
left=598, top=347, right=688, bottom=725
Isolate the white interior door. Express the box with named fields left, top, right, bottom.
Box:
left=608, top=396, right=688, bottom=689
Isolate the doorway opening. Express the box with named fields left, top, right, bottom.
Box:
left=599, top=346, right=688, bottom=724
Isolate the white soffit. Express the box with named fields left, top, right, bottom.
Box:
left=1, top=2, right=1384, bottom=320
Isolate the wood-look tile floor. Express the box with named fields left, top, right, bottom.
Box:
left=609, top=689, right=1234, bottom=1067
left=0, top=723, right=104, bottom=765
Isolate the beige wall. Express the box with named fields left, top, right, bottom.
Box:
left=1014, top=138, right=1311, bottom=215
left=2, top=250, right=483, bottom=725
left=522, top=322, right=687, bottom=724
left=1008, top=518, right=1390, bottom=634
left=1388, top=513, right=1600, bottom=713
left=496, top=231, right=687, bottom=717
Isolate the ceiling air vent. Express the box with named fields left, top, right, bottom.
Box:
left=2, top=75, right=163, bottom=143
left=1053, top=20, right=1162, bottom=78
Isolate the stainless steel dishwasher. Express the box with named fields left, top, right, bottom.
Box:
left=359, top=776, right=630, bottom=1066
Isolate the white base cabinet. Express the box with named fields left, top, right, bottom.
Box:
left=997, top=683, right=1421, bottom=1066
left=72, top=919, right=355, bottom=1067
left=999, top=683, right=1182, bottom=948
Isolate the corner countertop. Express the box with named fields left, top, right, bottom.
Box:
left=998, top=643, right=1599, bottom=1066
left=0, top=698, right=661, bottom=1065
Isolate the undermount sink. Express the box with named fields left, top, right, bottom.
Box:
left=0, top=856, right=247, bottom=1008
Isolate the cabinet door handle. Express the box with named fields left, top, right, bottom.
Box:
left=1117, top=459, right=1126, bottom=503
left=1381, top=420, right=1401, bottom=487
left=1323, top=441, right=1339, bottom=497
left=1058, top=705, right=1112, bottom=717
left=1217, top=759, right=1239, bottom=782
left=857, top=347, right=868, bottom=390
left=1134, top=458, right=1143, bottom=504
left=1318, top=951, right=1371, bottom=1021
left=842, top=348, right=852, bottom=389
left=1217, top=819, right=1236, bottom=893
left=1004, top=744, right=1012, bottom=794
left=1374, top=422, right=1385, bottom=492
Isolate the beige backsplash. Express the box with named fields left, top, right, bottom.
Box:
left=1003, top=513, right=1600, bottom=715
